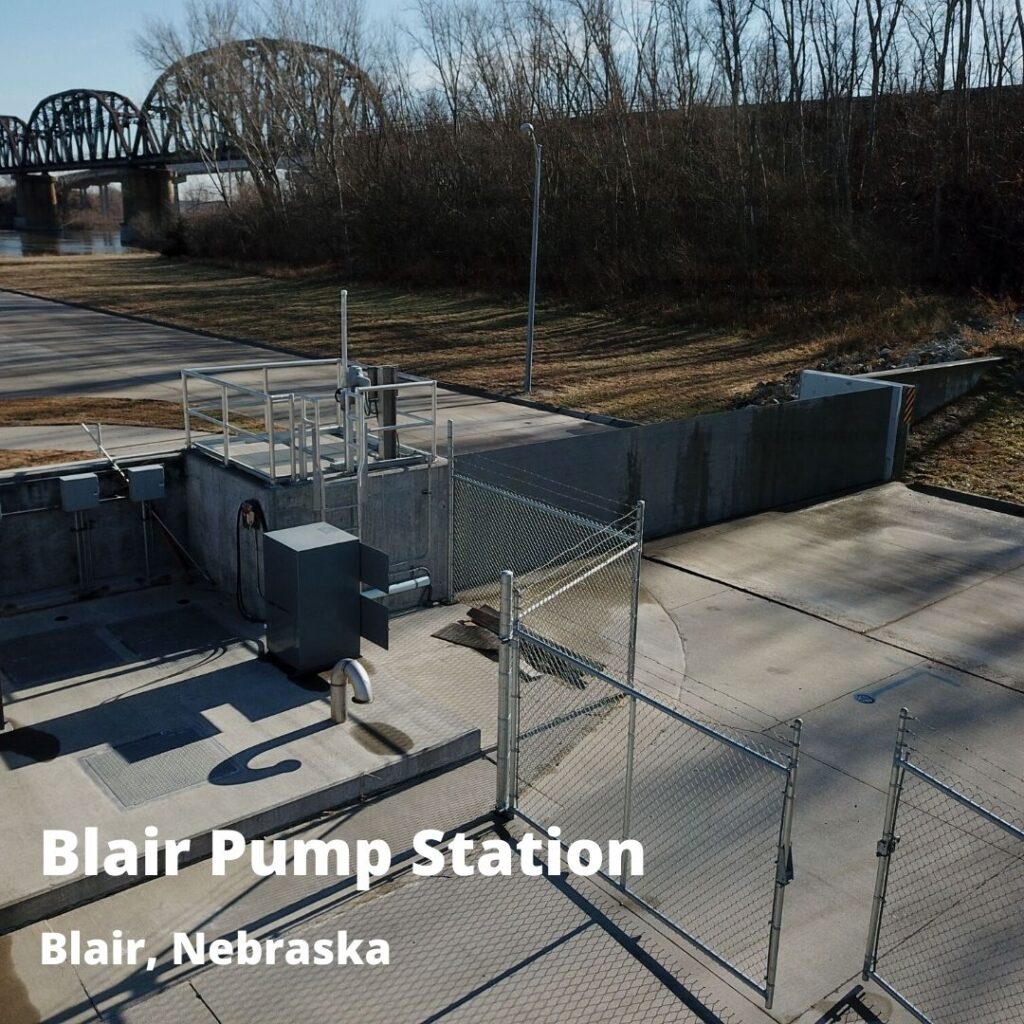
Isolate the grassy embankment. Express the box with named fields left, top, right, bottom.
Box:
left=0, top=253, right=1020, bottom=499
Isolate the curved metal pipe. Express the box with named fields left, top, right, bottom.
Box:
left=329, top=658, right=372, bottom=723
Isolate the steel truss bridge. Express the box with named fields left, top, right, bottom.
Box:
left=0, top=38, right=381, bottom=176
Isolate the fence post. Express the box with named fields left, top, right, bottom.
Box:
left=765, top=717, right=802, bottom=1009
left=496, top=570, right=516, bottom=818
left=446, top=419, right=455, bottom=603
left=620, top=694, right=638, bottom=890
left=626, top=499, right=645, bottom=685
left=863, top=707, right=910, bottom=981
left=181, top=371, right=191, bottom=448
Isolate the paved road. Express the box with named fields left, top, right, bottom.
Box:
left=0, top=289, right=614, bottom=460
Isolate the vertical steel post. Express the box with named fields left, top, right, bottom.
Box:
left=430, top=383, right=438, bottom=463
left=765, top=717, right=802, bottom=1008
left=221, top=386, right=230, bottom=465
left=496, top=570, right=516, bottom=816
left=620, top=694, right=639, bottom=890
left=626, top=500, right=645, bottom=686
left=181, top=371, right=191, bottom=448
left=288, top=394, right=297, bottom=481
left=446, top=419, right=455, bottom=603
left=313, top=401, right=324, bottom=521
left=265, top=393, right=276, bottom=482
left=508, top=585, right=522, bottom=807
left=140, top=501, right=151, bottom=583
left=523, top=137, right=541, bottom=393
left=340, top=289, right=349, bottom=386
left=864, top=707, right=910, bottom=981
left=357, top=398, right=367, bottom=539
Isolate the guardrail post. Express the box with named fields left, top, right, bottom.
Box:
left=765, top=716, right=802, bottom=1009
left=864, top=707, right=910, bottom=981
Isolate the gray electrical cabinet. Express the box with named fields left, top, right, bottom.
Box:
left=263, top=522, right=389, bottom=674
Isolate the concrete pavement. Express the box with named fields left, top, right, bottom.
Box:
left=646, top=483, right=1024, bottom=691
left=0, top=584, right=480, bottom=934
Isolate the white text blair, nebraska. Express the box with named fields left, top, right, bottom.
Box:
left=41, top=930, right=390, bottom=967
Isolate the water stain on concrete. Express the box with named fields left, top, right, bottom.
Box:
left=351, top=721, right=414, bottom=755
left=0, top=936, right=39, bottom=1024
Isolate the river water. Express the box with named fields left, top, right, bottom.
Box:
left=0, top=228, right=125, bottom=257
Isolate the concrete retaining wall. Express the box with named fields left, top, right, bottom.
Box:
left=460, top=386, right=898, bottom=539
left=0, top=457, right=189, bottom=610
left=859, top=356, right=1002, bottom=422
left=185, top=453, right=450, bottom=620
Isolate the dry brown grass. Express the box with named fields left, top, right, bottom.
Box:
left=1, top=252, right=1019, bottom=502
left=905, top=356, right=1024, bottom=504
left=0, top=253, right=1010, bottom=421
left=0, top=449, right=94, bottom=470
left=0, top=396, right=183, bottom=429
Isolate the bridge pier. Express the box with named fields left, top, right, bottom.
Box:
left=120, top=167, right=174, bottom=245
left=14, top=174, right=59, bottom=231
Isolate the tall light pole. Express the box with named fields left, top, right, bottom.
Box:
left=520, top=122, right=541, bottom=393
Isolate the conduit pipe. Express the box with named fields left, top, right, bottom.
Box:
left=330, top=658, right=373, bottom=724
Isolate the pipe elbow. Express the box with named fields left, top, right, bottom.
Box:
left=331, top=658, right=372, bottom=704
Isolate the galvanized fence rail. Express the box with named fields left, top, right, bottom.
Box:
left=864, top=709, right=1024, bottom=1024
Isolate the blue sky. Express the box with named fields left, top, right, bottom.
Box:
left=1, top=0, right=409, bottom=121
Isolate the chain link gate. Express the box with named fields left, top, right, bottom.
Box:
left=863, top=709, right=1024, bottom=1024
left=447, top=453, right=802, bottom=1009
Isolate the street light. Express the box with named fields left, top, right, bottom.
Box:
left=520, top=121, right=541, bottom=393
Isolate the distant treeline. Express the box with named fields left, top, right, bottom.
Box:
left=143, top=0, right=1024, bottom=295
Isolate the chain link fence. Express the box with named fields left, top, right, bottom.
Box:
left=864, top=710, right=1024, bottom=1024
left=450, top=453, right=802, bottom=1008
left=507, top=630, right=800, bottom=1006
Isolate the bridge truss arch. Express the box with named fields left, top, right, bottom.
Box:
left=23, top=90, right=155, bottom=171
left=139, top=37, right=384, bottom=162
left=0, top=116, right=28, bottom=170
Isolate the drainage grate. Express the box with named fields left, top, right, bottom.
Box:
left=80, top=725, right=243, bottom=808
left=0, top=627, right=123, bottom=689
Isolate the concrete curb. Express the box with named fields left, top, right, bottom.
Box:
left=907, top=482, right=1024, bottom=519
left=0, top=285, right=636, bottom=429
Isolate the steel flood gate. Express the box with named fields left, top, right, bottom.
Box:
left=864, top=709, right=1024, bottom=1024
left=451, top=458, right=802, bottom=1008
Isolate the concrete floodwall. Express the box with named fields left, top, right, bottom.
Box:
left=859, top=356, right=1002, bottom=422
left=459, top=386, right=898, bottom=540
left=0, top=457, right=189, bottom=609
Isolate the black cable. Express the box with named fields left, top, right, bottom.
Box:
left=235, top=499, right=269, bottom=623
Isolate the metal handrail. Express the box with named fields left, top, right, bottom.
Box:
left=181, top=362, right=439, bottom=484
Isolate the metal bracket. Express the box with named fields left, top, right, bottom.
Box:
left=875, top=835, right=900, bottom=857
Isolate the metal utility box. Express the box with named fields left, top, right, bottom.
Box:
left=264, top=523, right=362, bottom=673
left=59, top=473, right=100, bottom=512
left=127, top=464, right=165, bottom=502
